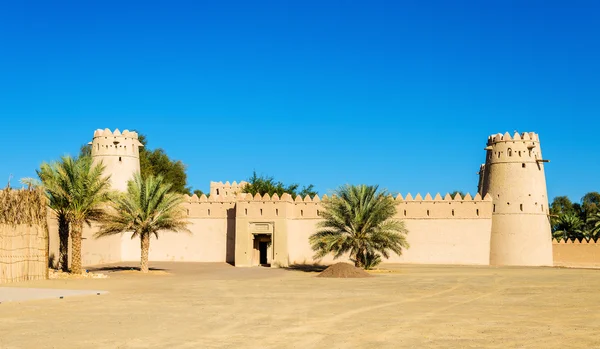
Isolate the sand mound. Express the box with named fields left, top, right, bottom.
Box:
left=316, top=262, right=372, bottom=278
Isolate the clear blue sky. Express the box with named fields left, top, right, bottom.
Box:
left=1, top=0, right=598, bottom=201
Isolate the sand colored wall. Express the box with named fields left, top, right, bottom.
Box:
left=91, top=128, right=143, bottom=192
left=481, top=132, right=553, bottom=266
left=210, top=181, right=248, bottom=197
left=284, top=193, right=493, bottom=266
left=552, top=239, right=600, bottom=268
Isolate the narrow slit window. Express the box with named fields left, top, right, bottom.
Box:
left=316, top=210, right=320, bottom=216
left=427, top=210, right=430, bottom=216
left=300, top=210, right=304, bottom=217
left=452, top=209, right=455, bottom=216
left=216, top=189, right=220, bottom=195
left=260, top=209, right=263, bottom=216
left=208, top=209, right=211, bottom=216
left=520, top=204, right=523, bottom=211
left=493, top=204, right=496, bottom=212
left=508, top=148, right=512, bottom=156
left=403, top=210, right=406, bottom=216
left=118, top=156, right=122, bottom=162
left=522, top=163, right=526, bottom=168
left=276, top=209, right=279, bottom=216
left=476, top=209, right=479, bottom=216
left=244, top=208, right=247, bottom=215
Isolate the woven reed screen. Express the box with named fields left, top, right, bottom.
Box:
left=0, top=187, right=49, bottom=284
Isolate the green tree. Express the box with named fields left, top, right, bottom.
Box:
left=587, top=211, right=600, bottom=240
left=36, top=163, right=71, bottom=271
left=553, top=212, right=585, bottom=241
left=450, top=191, right=466, bottom=199
left=242, top=171, right=317, bottom=199
left=309, top=184, right=409, bottom=269
left=38, top=155, right=112, bottom=274
left=193, top=189, right=208, bottom=197
left=95, top=173, right=190, bottom=273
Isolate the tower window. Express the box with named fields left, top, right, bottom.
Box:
left=508, top=148, right=512, bottom=156
left=452, top=209, right=455, bottom=216
left=520, top=204, right=523, bottom=211
left=519, top=151, right=522, bottom=157
left=208, top=209, right=211, bottom=216
left=245, top=208, right=247, bottom=215
left=276, top=209, right=279, bottom=216
left=300, top=210, right=304, bottom=217
left=426, top=210, right=430, bottom=216
left=260, top=209, right=263, bottom=216
left=216, top=189, right=220, bottom=195
left=118, top=157, right=122, bottom=162
left=404, top=210, right=407, bottom=216
left=476, top=209, right=479, bottom=216
left=493, top=204, right=496, bottom=212
left=522, top=163, right=526, bottom=168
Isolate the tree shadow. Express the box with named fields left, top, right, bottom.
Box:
left=86, top=266, right=169, bottom=273
left=284, top=263, right=328, bottom=273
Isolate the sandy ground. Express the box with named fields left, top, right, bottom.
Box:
left=1, top=262, right=599, bottom=349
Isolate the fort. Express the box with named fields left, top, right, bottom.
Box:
left=45, top=128, right=561, bottom=269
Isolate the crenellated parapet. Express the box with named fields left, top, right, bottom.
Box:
left=91, top=128, right=144, bottom=158
left=209, top=181, right=248, bottom=197
left=484, top=131, right=545, bottom=164
left=180, top=191, right=493, bottom=220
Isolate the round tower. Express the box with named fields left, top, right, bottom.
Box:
left=479, top=131, right=552, bottom=266
left=90, top=128, right=143, bottom=192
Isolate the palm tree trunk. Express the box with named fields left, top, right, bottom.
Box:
left=71, top=221, right=83, bottom=274
left=140, top=233, right=150, bottom=273
left=58, top=214, right=70, bottom=272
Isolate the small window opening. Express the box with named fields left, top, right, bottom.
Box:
left=519, top=151, right=522, bottom=156
left=260, top=209, right=263, bottom=216
left=426, top=210, right=430, bottom=216
left=403, top=210, right=407, bottom=216
left=508, top=148, right=512, bottom=156
left=507, top=202, right=510, bottom=205
left=497, top=152, right=501, bottom=158
left=276, top=209, right=279, bottom=216
left=476, top=209, right=479, bottom=216
left=216, top=189, right=220, bottom=195
left=520, top=204, right=523, bottom=211
left=208, top=209, right=211, bottom=216
left=493, top=204, right=496, bottom=212
left=245, top=208, right=247, bottom=215
left=118, top=157, right=122, bottom=162
left=452, top=209, right=455, bottom=216
left=522, top=163, right=526, bottom=168
left=186, top=209, right=189, bottom=215
left=541, top=205, right=544, bottom=212
left=316, top=210, right=320, bottom=216
left=300, top=210, right=304, bottom=217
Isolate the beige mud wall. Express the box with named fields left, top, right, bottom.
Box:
left=553, top=240, right=600, bottom=268
left=281, top=192, right=493, bottom=266
left=120, top=199, right=234, bottom=263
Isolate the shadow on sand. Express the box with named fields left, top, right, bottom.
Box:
left=86, top=266, right=169, bottom=273
left=284, top=264, right=328, bottom=273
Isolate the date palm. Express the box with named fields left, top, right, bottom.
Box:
left=95, top=173, right=190, bottom=273
left=309, top=184, right=409, bottom=269
left=37, top=155, right=112, bottom=273
left=553, top=212, right=585, bottom=241
left=36, top=163, right=71, bottom=272
left=588, top=212, right=600, bottom=240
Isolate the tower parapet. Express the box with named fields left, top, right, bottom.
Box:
left=90, top=128, right=143, bottom=191
left=480, top=131, right=552, bottom=266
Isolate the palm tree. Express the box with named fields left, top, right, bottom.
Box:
left=39, top=155, right=112, bottom=274
left=553, top=212, right=585, bottom=241
left=35, top=163, right=72, bottom=272
left=95, top=173, right=190, bottom=273
left=587, top=212, right=600, bottom=240
left=309, top=184, right=409, bottom=269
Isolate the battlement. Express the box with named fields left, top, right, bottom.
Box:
left=181, top=191, right=493, bottom=219
left=209, top=181, right=248, bottom=197
left=91, top=128, right=144, bottom=158
left=92, top=128, right=143, bottom=140
left=487, top=131, right=539, bottom=145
